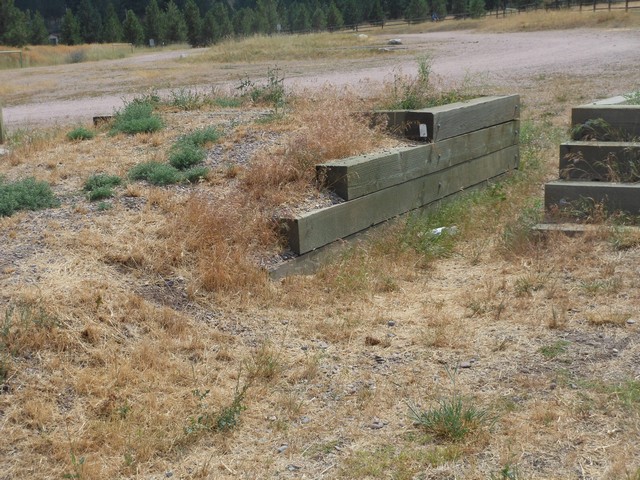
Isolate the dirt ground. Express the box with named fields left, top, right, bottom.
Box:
left=2, top=25, right=640, bottom=480
left=2, top=28, right=639, bottom=129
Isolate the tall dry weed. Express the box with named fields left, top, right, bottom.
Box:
left=164, top=193, right=275, bottom=292
left=242, top=86, right=389, bottom=204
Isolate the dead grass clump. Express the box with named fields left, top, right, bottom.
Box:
left=165, top=194, right=275, bottom=292
left=241, top=86, right=390, bottom=204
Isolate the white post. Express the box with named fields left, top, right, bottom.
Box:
left=0, top=100, right=5, bottom=144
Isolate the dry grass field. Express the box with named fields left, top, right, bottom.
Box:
left=1, top=10, right=640, bottom=480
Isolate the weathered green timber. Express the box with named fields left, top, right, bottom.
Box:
left=378, top=95, right=520, bottom=142
left=545, top=180, right=640, bottom=215
left=284, top=145, right=519, bottom=255
left=559, top=141, right=640, bottom=180
left=318, top=121, right=519, bottom=200
left=572, top=105, right=640, bottom=138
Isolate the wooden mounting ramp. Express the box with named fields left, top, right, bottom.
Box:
left=284, top=145, right=519, bottom=255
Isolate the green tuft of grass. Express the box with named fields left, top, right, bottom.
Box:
left=67, top=127, right=95, bottom=141
left=87, top=186, right=114, bottom=201
left=182, top=166, right=209, bottom=183
left=84, top=174, right=122, bottom=192
left=176, top=127, right=221, bottom=148
left=0, top=177, right=60, bottom=217
left=169, top=143, right=206, bottom=170
left=169, top=87, right=203, bottom=111
left=539, top=340, right=570, bottom=359
left=213, top=97, right=244, bottom=108
left=128, top=162, right=182, bottom=186
left=110, top=101, right=163, bottom=135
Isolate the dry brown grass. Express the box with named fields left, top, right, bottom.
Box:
left=2, top=30, right=640, bottom=480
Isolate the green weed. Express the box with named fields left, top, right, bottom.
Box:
left=66, top=127, right=95, bottom=141
left=168, top=143, right=206, bottom=170
left=539, top=340, right=570, bottom=359
left=0, top=177, right=60, bottom=217
left=175, top=127, right=221, bottom=148
left=110, top=101, right=163, bottom=135
left=624, top=90, right=640, bottom=105
left=408, top=368, right=491, bottom=442
left=128, top=162, right=182, bottom=186
left=237, top=67, right=286, bottom=113
left=185, top=382, right=250, bottom=435
left=169, top=87, right=203, bottom=111
left=182, top=166, right=209, bottom=183
left=87, top=186, right=114, bottom=201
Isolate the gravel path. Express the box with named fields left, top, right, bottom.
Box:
left=1, top=28, right=639, bottom=130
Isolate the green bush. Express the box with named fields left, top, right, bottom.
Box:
left=0, top=177, right=60, bottom=217
left=183, top=166, right=210, bottom=183
left=169, top=87, right=203, bottom=111
left=67, top=127, right=95, bottom=141
left=84, top=174, right=122, bottom=192
left=169, top=143, right=206, bottom=170
left=110, top=101, right=163, bottom=135
left=87, top=186, right=114, bottom=201
left=129, top=162, right=182, bottom=186
left=176, top=127, right=221, bottom=148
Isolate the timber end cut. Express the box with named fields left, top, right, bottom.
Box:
left=377, top=95, right=520, bottom=142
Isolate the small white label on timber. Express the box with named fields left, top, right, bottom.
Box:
left=419, top=124, right=428, bottom=138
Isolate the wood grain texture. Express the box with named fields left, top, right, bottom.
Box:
left=318, top=121, right=519, bottom=200
left=545, top=180, right=640, bottom=214
left=378, top=95, right=520, bottom=141
left=559, top=141, right=640, bottom=180
left=572, top=105, right=640, bottom=137
left=285, top=145, right=519, bottom=254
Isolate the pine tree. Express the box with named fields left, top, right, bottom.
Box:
left=77, top=0, right=102, bottom=44
left=468, top=0, right=485, bottom=17
left=212, top=2, right=233, bottom=38
left=310, top=6, right=326, bottom=31
left=0, top=0, right=29, bottom=47
left=102, top=3, right=123, bottom=42
left=451, top=0, right=466, bottom=15
left=256, top=0, right=279, bottom=34
left=369, top=0, right=385, bottom=25
left=183, top=0, right=202, bottom=46
left=431, top=0, right=447, bottom=17
left=122, top=8, right=144, bottom=45
left=29, top=10, right=49, bottom=45
left=339, top=0, right=361, bottom=28
left=144, top=0, right=165, bottom=45
left=404, top=0, right=427, bottom=23
left=233, top=7, right=257, bottom=36
left=290, top=3, right=311, bottom=32
left=164, top=1, right=187, bottom=43
left=60, top=8, right=82, bottom=45
left=326, top=1, right=343, bottom=31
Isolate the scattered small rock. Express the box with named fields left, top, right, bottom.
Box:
left=300, top=416, right=310, bottom=424
left=287, top=465, right=301, bottom=472
left=612, top=348, right=619, bottom=355
left=317, top=342, right=329, bottom=350
left=165, top=472, right=173, bottom=478
left=387, top=320, right=396, bottom=327
left=627, top=319, right=636, bottom=325
left=374, top=355, right=385, bottom=364
left=369, top=418, right=387, bottom=429
left=276, top=444, right=289, bottom=454
left=459, top=361, right=472, bottom=369
left=0, top=147, right=9, bottom=156
left=388, top=38, right=402, bottom=45
left=268, top=415, right=277, bottom=421
left=301, top=345, right=308, bottom=351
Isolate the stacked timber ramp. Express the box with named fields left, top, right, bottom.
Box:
left=273, top=95, right=520, bottom=275
left=545, top=95, right=640, bottom=218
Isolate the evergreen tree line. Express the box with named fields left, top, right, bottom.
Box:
left=2, top=0, right=514, bottom=48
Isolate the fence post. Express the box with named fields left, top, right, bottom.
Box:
left=626, top=0, right=629, bottom=10
left=608, top=0, right=611, bottom=9
left=593, top=0, right=596, bottom=11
